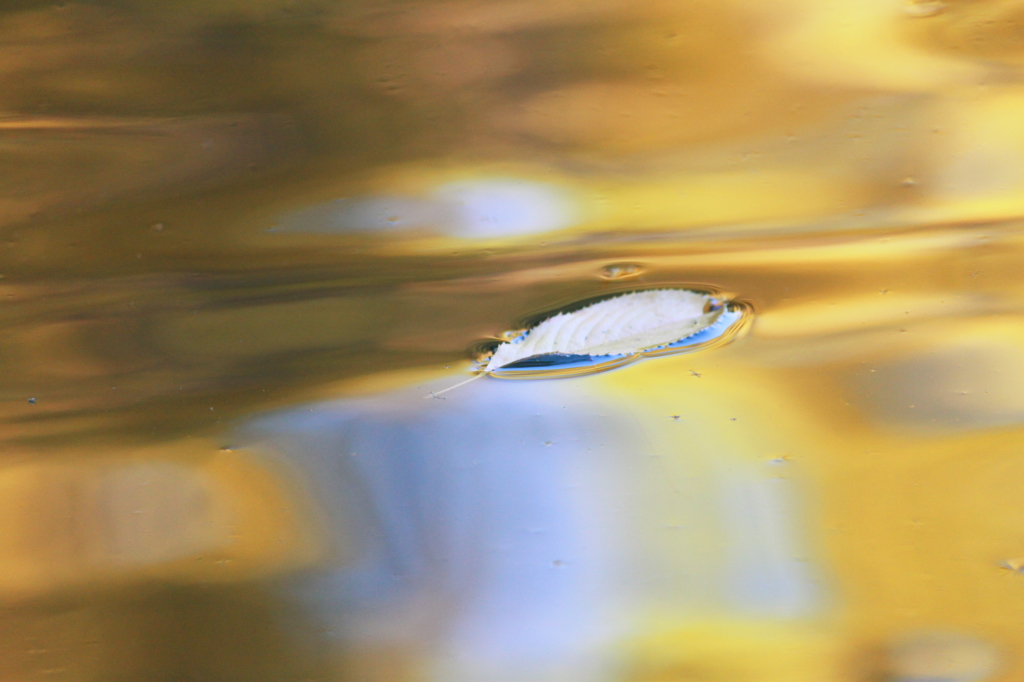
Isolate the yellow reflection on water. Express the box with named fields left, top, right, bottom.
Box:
left=2, top=0, right=1024, bottom=680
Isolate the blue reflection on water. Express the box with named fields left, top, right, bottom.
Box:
left=274, top=178, right=580, bottom=238
left=240, top=375, right=825, bottom=681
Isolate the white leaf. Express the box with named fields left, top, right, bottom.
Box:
left=485, top=289, right=722, bottom=372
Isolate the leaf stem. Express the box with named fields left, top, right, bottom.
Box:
left=423, top=372, right=486, bottom=398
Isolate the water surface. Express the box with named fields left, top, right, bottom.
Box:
left=1, top=1, right=1022, bottom=681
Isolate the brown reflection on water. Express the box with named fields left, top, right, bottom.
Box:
left=0, top=441, right=322, bottom=598
left=3, top=0, right=1024, bottom=680
left=0, top=585, right=337, bottom=681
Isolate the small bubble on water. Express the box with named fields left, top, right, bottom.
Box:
left=599, top=262, right=645, bottom=280
left=904, top=0, right=946, bottom=17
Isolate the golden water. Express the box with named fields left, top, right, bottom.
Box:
left=2, top=1, right=1023, bottom=680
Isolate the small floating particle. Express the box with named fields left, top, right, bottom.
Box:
left=599, top=262, right=645, bottom=280
left=497, top=328, right=527, bottom=342
left=903, top=0, right=946, bottom=18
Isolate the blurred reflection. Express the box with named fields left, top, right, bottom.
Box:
left=884, top=631, right=1002, bottom=682
left=848, top=318, right=1024, bottom=431
left=0, top=115, right=298, bottom=228
left=277, top=178, right=580, bottom=238
left=0, top=443, right=331, bottom=680
left=241, top=374, right=828, bottom=681
left=2, top=0, right=1024, bottom=679
left=0, top=445, right=320, bottom=599
left=0, top=585, right=336, bottom=682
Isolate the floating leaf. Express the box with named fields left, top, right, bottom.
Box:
left=429, top=289, right=746, bottom=397
left=486, top=289, right=722, bottom=371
